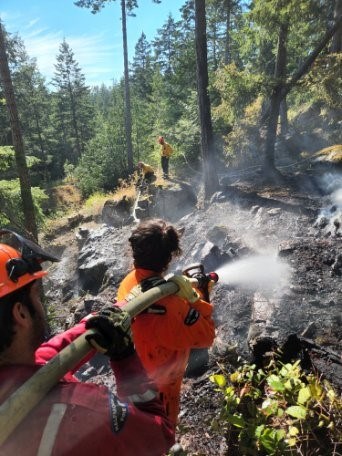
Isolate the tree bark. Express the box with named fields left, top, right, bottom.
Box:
left=331, top=0, right=342, bottom=53
left=121, top=0, right=134, bottom=174
left=194, top=0, right=219, bottom=199
left=264, top=22, right=288, bottom=171
left=0, top=22, right=38, bottom=240
left=279, top=99, right=288, bottom=136
left=224, top=0, right=232, bottom=65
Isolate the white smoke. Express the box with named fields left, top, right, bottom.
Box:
left=216, top=254, right=291, bottom=292
left=314, top=172, right=342, bottom=235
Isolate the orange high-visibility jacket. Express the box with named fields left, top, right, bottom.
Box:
left=117, top=268, right=215, bottom=426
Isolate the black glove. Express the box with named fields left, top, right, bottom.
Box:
left=85, top=306, right=135, bottom=361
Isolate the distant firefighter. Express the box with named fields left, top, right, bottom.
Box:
left=158, top=136, right=173, bottom=179
left=137, top=162, right=156, bottom=184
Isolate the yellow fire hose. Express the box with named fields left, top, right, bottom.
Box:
left=0, top=280, right=180, bottom=446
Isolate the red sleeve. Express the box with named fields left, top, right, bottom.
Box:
left=35, top=317, right=95, bottom=375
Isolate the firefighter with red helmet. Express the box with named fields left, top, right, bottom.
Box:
left=0, top=229, right=174, bottom=455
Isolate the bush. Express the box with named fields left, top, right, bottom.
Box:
left=0, top=179, right=48, bottom=229
left=210, top=357, right=342, bottom=455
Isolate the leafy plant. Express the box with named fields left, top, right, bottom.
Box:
left=210, top=357, right=342, bottom=455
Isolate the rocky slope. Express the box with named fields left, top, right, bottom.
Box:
left=42, top=167, right=341, bottom=455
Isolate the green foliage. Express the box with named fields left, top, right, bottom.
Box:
left=0, top=146, right=15, bottom=171
left=300, top=54, right=342, bottom=110
left=75, top=117, right=126, bottom=197
left=210, top=358, right=342, bottom=455
left=213, top=63, right=265, bottom=126
left=0, top=179, right=48, bottom=228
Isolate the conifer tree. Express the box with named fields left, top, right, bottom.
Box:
left=51, top=40, right=93, bottom=174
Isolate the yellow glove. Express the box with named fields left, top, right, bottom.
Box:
left=167, top=275, right=200, bottom=304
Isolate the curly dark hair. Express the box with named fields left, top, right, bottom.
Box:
left=129, top=219, right=182, bottom=272
left=0, top=282, right=36, bottom=354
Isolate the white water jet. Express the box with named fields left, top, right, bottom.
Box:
left=132, top=189, right=141, bottom=222
left=216, top=254, right=291, bottom=291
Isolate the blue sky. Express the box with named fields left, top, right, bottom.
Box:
left=0, top=0, right=185, bottom=87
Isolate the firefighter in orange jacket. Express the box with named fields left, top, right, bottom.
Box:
left=117, top=219, right=215, bottom=428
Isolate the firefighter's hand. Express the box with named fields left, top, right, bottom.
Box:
left=85, top=306, right=135, bottom=361
left=167, top=275, right=200, bottom=304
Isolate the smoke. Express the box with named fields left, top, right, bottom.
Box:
left=216, top=254, right=291, bottom=292
left=331, top=188, right=342, bottom=207
left=319, top=172, right=342, bottom=195
left=314, top=172, right=342, bottom=235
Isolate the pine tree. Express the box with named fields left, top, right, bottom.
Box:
left=0, top=22, right=38, bottom=240
left=51, top=40, right=93, bottom=173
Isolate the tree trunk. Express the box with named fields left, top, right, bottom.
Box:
left=194, top=0, right=219, bottom=199
left=264, top=22, right=288, bottom=172
left=224, top=0, right=232, bottom=65
left=331, top=0, right=342, bottom=53
left=280, top=98, right=289, bottom=136
left=0, top=22, right=38, bottom=241
left=121, top=0, right=134, bottom=174
left=68, top=81, right=82, bottom=159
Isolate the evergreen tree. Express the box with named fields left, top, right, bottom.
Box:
left=0, top=22, right=38, bottom=240
left=131, top=32, right=153, bottom=99
left=51, top=40, right=94, bottom=175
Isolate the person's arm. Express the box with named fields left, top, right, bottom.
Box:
left=35, top=316, right=96, bottom=373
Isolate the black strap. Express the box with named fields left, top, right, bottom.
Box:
left=140, top=276, right=166, bottom=292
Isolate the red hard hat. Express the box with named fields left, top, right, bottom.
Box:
left=0, top=244, right=47, bottom=298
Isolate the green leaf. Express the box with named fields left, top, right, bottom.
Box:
left=298, top=386, right=311, bottom=405
left=288, top=426, right=299, bottom=436
left=209, top=374, right=226, bottom=388
left=255, top=424, right=265, bottom=438
left=309, top=382, right=322, bottom=400
left=287, top=437, right=297, bottom=446
left=259, top=428, right=278, bottom=453
left=286, top=405, right=307, bottom=419
left=267, top=375, right=285, bottom=392
left=275, top=429, right=286, bottom=442
left=226, top=413, right=245, bottom=428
